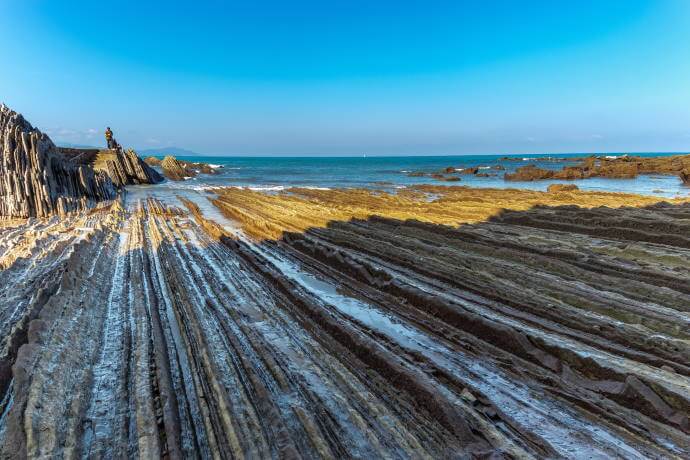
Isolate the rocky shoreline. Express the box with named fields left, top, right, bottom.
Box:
left=0, top=185, right=688, bottom=457
left=0, top=105, right=689, bottom=457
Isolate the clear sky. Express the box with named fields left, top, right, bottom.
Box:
left=1, top=1, right=690, bottom=156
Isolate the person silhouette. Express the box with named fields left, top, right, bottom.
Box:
left=105, top=127, right=114, bottom=149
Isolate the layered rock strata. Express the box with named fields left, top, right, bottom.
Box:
left=158, top=155, right=218, bottom=181
left=0, top=187, right=688, bottom=457
left=96, top=149, right=163, bottom=187
left=0, top=105, right=116, bottom=217
left=160, top=155, right=189, bottom=180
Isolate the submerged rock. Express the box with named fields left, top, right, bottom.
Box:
left=0, top=104, right=116, bottom=217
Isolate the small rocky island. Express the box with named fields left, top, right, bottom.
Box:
left=145, top=155, right=220, bottom=181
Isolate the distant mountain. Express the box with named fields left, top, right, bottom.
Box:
left=137, top=147, right=202, bottom=157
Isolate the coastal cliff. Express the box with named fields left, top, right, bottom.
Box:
left=0, top=104, right=116, bottom=217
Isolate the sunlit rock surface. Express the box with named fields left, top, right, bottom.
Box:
left=0, top=185, right=688, bottom=458
left=0, top=105, right=115, bottom=217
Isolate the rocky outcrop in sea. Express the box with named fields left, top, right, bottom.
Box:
left=0, top=104, right=116, bottom=217
left=157, top=155, right=219, bottom=181
left=505, top=154, right=690, bottom=182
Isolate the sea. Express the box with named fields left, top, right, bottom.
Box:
left=144, top=153, right=690, bottom=199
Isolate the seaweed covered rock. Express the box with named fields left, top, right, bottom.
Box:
left=0, top=104, right=116, bottom=217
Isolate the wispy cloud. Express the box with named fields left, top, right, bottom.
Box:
left=43, top=126, right=101, bottom=143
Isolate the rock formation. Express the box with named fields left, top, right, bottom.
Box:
left=160, top=155, right=219, bottom=181
left=143, top=156, right=162, bottom=166
left=681, top=169, right=690, bottom=185
left=160, top=155, right=189, bottom=180
left=547, top=183, right=579, bottom=192
left=0, top=104, right=116, bottom=217
left=2, top=189, right=689, bottom=457
left=504, top=164, right=555, bottom=181
left=505, top=154, right=690, bottom=182
left=95, top=149, right=163, bottom=187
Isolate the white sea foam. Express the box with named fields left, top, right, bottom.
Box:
left=247, top=185, right=286, bottom=191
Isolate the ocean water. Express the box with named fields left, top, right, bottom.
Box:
left=148, top=153, right=690, bottom=199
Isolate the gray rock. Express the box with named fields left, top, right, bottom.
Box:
left=0, top=104, right=116, bottom=217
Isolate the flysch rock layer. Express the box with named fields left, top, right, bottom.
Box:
left=0, top=104, right=116, bottom=218
left=59, top=147, right=163, bottom=187
left=97, top=149, right=163, bottom=187
left=0, top=190, right=688, bottom=458
left=157, top=155, right=219, bottom=181
left=160, top=155, right=189, bottom=181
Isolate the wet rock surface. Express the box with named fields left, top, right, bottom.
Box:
left=0, top=105, right=116, bottom=217
left=0, top=184, right=689, bottom=457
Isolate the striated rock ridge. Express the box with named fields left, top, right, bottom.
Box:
left=160, top=155, right=189, bottom=181
left=158, top=155, right=219, bottom=181
left=0, top=104, right=116, bottom=217
left=97, top=149, right=163, bottom=187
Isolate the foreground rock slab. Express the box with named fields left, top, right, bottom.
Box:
left=0, top=185, right=687, bottom=457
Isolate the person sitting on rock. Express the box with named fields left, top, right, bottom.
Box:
left=105, top=127, right=114, bottom=149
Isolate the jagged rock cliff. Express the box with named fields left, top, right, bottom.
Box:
left=0, top=104, right=116, bottom=217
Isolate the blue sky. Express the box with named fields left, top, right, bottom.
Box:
left=1, top=1, right=689, bottom=156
